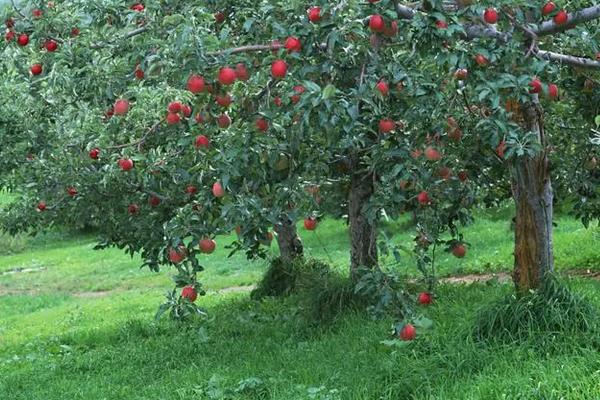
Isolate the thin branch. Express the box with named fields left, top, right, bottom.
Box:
left=11, top=0, right=25, bottom=18
left=535, top=50, right=600, bottom=69
left=90, top=27, right=148, bottom=49
left=206, top=43, right=281, bottom=57
left=106, top=118, right=164, bottom=151
left=533, top=5, right=600, bottom=37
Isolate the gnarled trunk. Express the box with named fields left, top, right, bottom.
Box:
left=349, top=168, right=377, bottom=280
left=511, top=102, right=554, bottom=294
left=274, top=218, right=303, bottom=261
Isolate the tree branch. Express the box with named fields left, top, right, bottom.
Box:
left=11, top=0, right=25, bottom=18
left=393, top=1, right=416, bottom=20
left=533, top=5, right=600, bottom=36
left=107, top=117, right=164, bottom=151
left=90, top=27, right=148, bottom=49
left=535, top=50, right=600, bottom=69
left=206, top=43, right=282, bottom=57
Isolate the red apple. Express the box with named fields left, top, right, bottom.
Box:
left=436, top=20, right=448, bottom=29
left=5, top=18, right=14, bottom=28
left=458, top=170, right=468, bottom=182
left=32, top=8, right=43, bottom=18
left=448, top=127, right=462, bottom=142
left=271, top=60, right=288, bottom=79
left=149, top=196, right=161, bottom=207
left=284, top=36, right=302, bottom=53
left=166, top=112, right=180, bottom=125
left=187, top=74, right=205, bottom=93
left=417, top=191, right=430, bottom=206
left=548, top=83, right=559, bottom=100
left=31, top=63, right=43, bottom=75
left=383, top=20, right=399, bottom=37
left=214, top=11, right=225, bottom=23
left=5, top=31, right=15, bottom=41
left=376, top=80, right=389, bottom=96
left=217, top=113, right=231, bottom=128
left=212, top=181, right=225, bottom=197
left=89, top=148, right=100, bottom=159
left=483, top=8, right=498, bottom=24
left=452, top=244, right=466, bottom=258
left=235, top=63, right=249, bottom=81
left=71, top=27, right=80, bottom=37
left=399, top=323, right=416, bottom=341
left=199, top=238, right=216, bottom=254
left=308, top=7, right=321, bottom=22
left=185, top=185, right=198, bottom=195
left=554, top=10, right=568, bottom=25
left=44, top=39, right=58, bottom=52
left=474, top=54, right=488, bottom=66
left=256, top=118, right=269, bottom=132
left=304, top=217, right=318, bottom=231
left=167, top=101, right=182, bottom=114
left=215, top=94, right=232, bottom=108
left=195, top=113, right=205, bottom=124
left=437, top=166, right=452, bottom=180
left=66, top=186, right=78, bottom=197
left=118, top=158, right=134, bottom=171
left=273, top=96, right=282, bottom=107
left=418, top=292, right=432, bottom=305
left=369, top=14, right=385, bottom=32
left=425, top=146, right=442, bottom=161
left=37, top=201, right=47, bottom=211
left=379, top=119, right=395, bottom=134
left=130, top=3, right=144, bottom=12
left=218, top=67, right=237, bottom=85
left=127, top=203, right=140, bottom=215
left=454, top=68, right=468, bottom=80
left=542, top=2, right=556, bottom=16
left=529, top=78, right=542, bottom=94
left=181, top=285, right=197, bottom=301
left=17, top=33, right=29, bottom=46
left=169, top=246, right=187, bottom=264
left=195, top=135, right=210, bottom=149
left=134, top=67, right=144, bottom=79
left=113, top=99, right=130, bottom=115
left=181, top=104, right=192, bottom=118
left=496, top=140, right=506, bottom=159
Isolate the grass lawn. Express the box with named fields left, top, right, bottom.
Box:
left=1, top=189, right=600, bottom=399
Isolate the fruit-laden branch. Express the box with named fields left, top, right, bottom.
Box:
left=535, top=50, right=600, bottom=69
left=533, top=5, right=600, bottom=37
left=392, top=2, right=600, bottom=41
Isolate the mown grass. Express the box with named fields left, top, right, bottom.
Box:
left=1, top=189, right=600, bottom=399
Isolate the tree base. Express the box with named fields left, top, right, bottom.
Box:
left=250, top=257, right=330, bottom=300
left=473, top=275, right=598, bottom=342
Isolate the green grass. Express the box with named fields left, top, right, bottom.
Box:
left=1, top=203, right=600, bottom=399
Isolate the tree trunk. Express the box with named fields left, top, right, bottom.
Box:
left=511, top=102, right=554, bottom=294
left=274, top=218, right=303, bottom=262
left=349, top=168, right=378, bottom=280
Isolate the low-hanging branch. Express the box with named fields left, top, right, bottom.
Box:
left=535, top=50, right=600, bottom=69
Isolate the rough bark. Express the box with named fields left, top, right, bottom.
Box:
left=511, top=102, right=554, bottom=294
left=349, top=168, right=378, bottom=280
left=274, top=218, right=303, bottom=262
